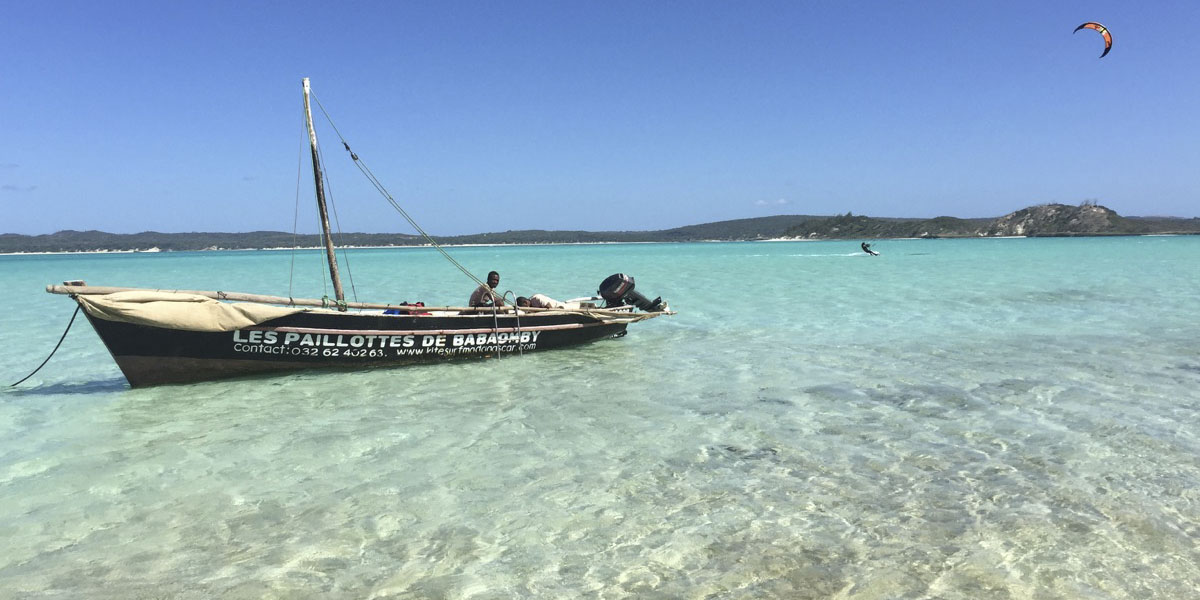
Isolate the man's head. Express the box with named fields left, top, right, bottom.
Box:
left=487, top=271, right=500, bottom=289
left=516, top=296, right=530, bottom=307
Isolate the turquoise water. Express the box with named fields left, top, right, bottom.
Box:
left=1, top=237, right=1198, bottom=598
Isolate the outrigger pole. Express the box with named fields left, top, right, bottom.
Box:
left=302, top=77, right=346, bottom=309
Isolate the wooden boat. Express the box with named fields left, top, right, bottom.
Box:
left=46, top=79, right=670, bottom=387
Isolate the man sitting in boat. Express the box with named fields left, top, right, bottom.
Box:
left=469, top=271, right=506, bottom=307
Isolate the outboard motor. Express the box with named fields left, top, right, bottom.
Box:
left=598, top=273, right=666, bottom=312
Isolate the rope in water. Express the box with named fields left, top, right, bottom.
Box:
left=10, top=305, right=81, bottom=387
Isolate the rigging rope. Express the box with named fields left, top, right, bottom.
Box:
left=290, top=106, right=306, bottom=300
left=313, top=134, right=360, bottom=305
left=293, top=99, right=330, bottom=300
left=310, top=91, right=489, bottom=290
left=10, top=305, right=81, bottom=387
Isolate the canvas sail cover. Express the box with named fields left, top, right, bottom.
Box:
left=75, top=291, right=303, bottom=332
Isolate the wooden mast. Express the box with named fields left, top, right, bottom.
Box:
left=302, top=77, right=346, bottom=309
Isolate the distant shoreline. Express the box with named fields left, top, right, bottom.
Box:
left=4, top=230, right=1195, bottom=256
left=3, top=206, right=1198, bottom=254
left=0, top=240, right=672, bottom=257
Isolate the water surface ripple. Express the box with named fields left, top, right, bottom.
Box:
left=2, top=237, right=1197, bottom=598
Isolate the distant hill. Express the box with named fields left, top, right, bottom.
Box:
left=784, top=204, right=1200, bottom=239
left=782, top=214, right=993, bottom=239
left=0, top=230, right=423, bottom=254
left=2, top=204, right=1197, bottom=253
left=436, top=215, right=827, bottom=246
left=984, top=204, right=1129, bottom=236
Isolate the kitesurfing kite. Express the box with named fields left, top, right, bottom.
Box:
left=1074, top=22, right=1112, bottom=58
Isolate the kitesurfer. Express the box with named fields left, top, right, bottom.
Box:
left=861, top=242, right=879, bottom=256
left=469, top=271, right=505, bottom=307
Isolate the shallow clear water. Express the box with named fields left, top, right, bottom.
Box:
left=1, top=237, right=1198, bottom=598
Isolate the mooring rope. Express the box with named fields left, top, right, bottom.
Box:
left=10, top=305, right=81, bottom=387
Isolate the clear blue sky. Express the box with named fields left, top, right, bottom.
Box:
left=3, top=1, right=1197, bottom=235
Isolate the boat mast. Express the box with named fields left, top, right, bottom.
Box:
left=302, top=77, right=346, bottom=309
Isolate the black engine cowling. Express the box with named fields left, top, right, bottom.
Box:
left=598, top=273, right=666, bottom=312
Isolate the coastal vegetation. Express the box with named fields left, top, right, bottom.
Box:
left=3, top=204, right=1197, bottom=253
left=782, top=204, right=1200, bottom=239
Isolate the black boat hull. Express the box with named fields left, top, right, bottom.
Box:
left=82, top=309, right=629, bottom=387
